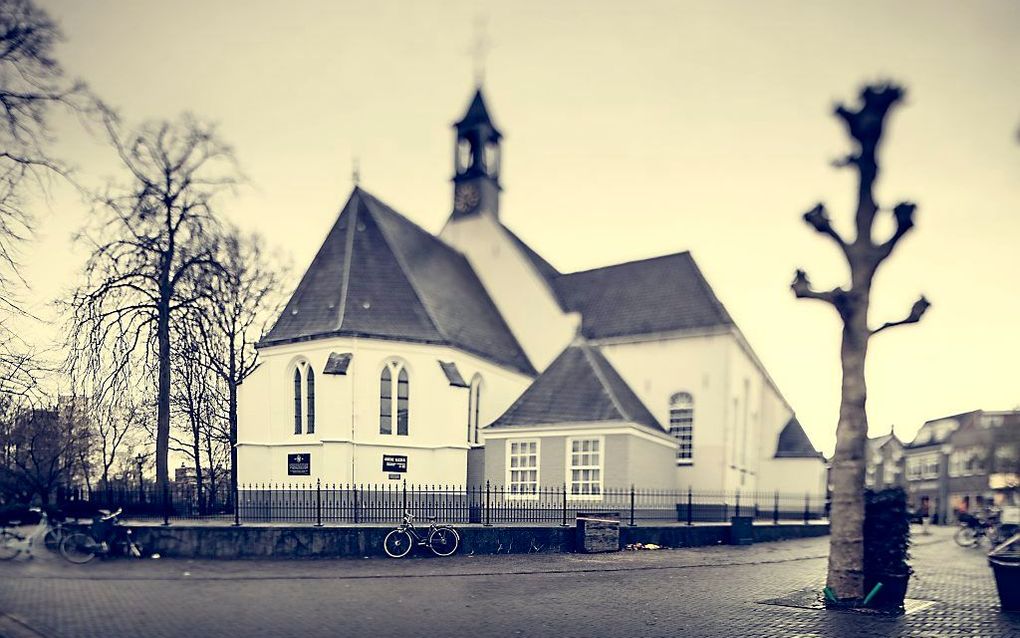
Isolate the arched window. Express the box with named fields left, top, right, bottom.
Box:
left=292, top=361, right=315, bottom=435
left=306, top=367, right=315, bottom=434
left=293, top=367, right=303, bottom=434
left=670, top=392, right=694, bottom=463
left=380, top=360, right=409, bottom=436
left=468, top=375, right=483, bottom=444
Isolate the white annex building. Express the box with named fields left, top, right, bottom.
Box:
left=237, top=89, right=827, bottom=498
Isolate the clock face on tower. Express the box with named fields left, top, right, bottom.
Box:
left=454, top=183, right=481, bottom=213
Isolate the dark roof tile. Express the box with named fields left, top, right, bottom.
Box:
left=489, top=339, right=664, bottom=434
left=323, top=352, right=352, bottom=375
left=438, top=361, right=468, bottom=388
left=774, top=417, right=822, bottom=459
left=263, top=188, right=534, bottom=375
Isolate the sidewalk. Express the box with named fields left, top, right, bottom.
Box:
left=1, top=526, right=1016, bottom=637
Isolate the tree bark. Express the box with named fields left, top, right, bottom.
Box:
left=826, top=289, right=871, bottom=599
left=156, top=288, right=172, bottom=492
left=228, top=340, right=238, bottom=496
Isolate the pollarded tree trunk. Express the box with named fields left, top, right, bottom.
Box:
left=792, top=83, right=930, bottom=602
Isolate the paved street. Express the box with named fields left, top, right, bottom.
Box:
left=1, top=526, right=1017, bottom=638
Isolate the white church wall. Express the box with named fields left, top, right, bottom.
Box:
left=236, top=335, right=532, bottom=485
left=758, top=458, right=828, bottom=498
left=440, top=213, right=577, bottom=372
left=597, top=330, right=733, bottom=492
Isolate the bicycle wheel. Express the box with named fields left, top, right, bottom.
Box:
left=60, top=532, right=98, bottom=564
left=383, top=529, right=414, bottom=559
left=0, top=531, right=22, bottom=560
left=43, top=527, right=65, bottom=553
left=954, top=527, right=977, bottom=548
left=428, top=526, right=460, bottom=557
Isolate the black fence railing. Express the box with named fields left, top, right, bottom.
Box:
left=57, top=482, right=829, bottom=527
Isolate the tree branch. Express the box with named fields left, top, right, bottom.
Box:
left=803, top=203, right=848, bottom=251
left=871, top=295, right=930, bottom=336
left=878, top=201, right=917, bottom=258
left=791, top=269, right=843, bottom=305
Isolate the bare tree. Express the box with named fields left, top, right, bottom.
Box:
left=66, top=108, right=239, bottom=493
left=791, top=83, right=930, bottom=602
left=197, top=227, right=285, bottom=495
left=0, top=0, right=81, bottom=398
left=0, top=399, right=87, bottom=504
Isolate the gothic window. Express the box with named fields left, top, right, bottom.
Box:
left=306, top=367, right=315, bottom=435
left=293, top=367, right=302, bottom=434
left=292, top=361, right=314, bottom=435
left=468, top=375, right=483, bottom=444
left=670, top=392, right=694, bottom=463
left=380, top=360, right=409, bottom=436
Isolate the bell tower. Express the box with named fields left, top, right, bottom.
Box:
left=451, top=88, right=501, bottom=220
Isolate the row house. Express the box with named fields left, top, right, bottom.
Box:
left=866, top=410, right=1020, bottom=523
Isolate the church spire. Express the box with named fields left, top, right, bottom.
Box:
left=451, top=87, right=501, bottom=220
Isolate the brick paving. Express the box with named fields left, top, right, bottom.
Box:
left=0, top=526, right=1017, bottom=637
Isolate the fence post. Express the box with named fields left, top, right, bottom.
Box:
left=315, top=478, right=323, bottom=527
left=686, top=486, right=693, bottom=526
left=804, top=493, right=811, bottom=524
left=484, top=480, right=491, bottom=527
left=561, top=484, right=568, bottom=527
left=735, top=490, right=741, bottom=518
left=354, top=486, right=360, bottom=524
left=629, top=485, right=636, bottom=527
left=162, top=483, right=170, bottom=526
left=773, top=490, right=779, bottom=525
left=402, top=480, right=408, bottom=516
left=233, top=484, right=241, bottom=527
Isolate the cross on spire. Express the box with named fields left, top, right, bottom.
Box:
left=352, top=156, right=361, bottom=186
left=470, top=14, right=490, bottom=86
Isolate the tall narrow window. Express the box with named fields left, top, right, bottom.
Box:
left=507, top=440, right=539, bottom=497
left=468, top=375, right=483, bottom=444
left=293, top=367, right=302, bottom=434
left=306, top=367, right=315, bottom=434
left=380, top=360, right=409, bottom=436
left=380, top=366, right=392, bottom=435
left=568, top=438, right=603, bottom=497
left=670, top=392, right=694, bottom=463
left=396, top=367, right=409, bottom=436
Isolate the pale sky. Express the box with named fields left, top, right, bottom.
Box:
left=18, top=0, right=1020, bottom=455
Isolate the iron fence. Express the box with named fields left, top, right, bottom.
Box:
left=57, top=482, right=829, bottom=527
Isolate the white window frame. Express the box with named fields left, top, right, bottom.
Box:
left=505, top=439, right=540, bottom=500
left=669, top=392, right=694, bottom=465
left=565, top=435, right=605, bottom=501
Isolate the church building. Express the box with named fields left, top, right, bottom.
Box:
left=236, top=88, right=827, bottom=499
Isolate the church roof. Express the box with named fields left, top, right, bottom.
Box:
left=488, top=339, right=664, bottom=433
left=455, top=89, right=501, bottom=138
left=262, top=188, right=535, bottom=375
left=552, top=253, right=733, bottom=339
left=774, top=417, right=823, bottom=459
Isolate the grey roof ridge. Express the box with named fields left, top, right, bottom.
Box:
left=575, top=337, right=640, bottom=426
left=333, top=190, right=361, bottom=332
left=558, top=249, right=694, bottom=277
left=357, top=189, right=449, bottom=344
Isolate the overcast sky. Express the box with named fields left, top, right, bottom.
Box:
left=20, top=0, right=1020, bottom=455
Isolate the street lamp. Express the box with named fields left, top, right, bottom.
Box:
left=136, top=454, right=146, bottom=504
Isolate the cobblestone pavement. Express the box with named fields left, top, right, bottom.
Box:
left=1, top=526, right=1017, bottom=638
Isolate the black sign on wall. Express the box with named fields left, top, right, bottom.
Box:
left=288, top=453, right=310, bottom=476
left=382, top=455, right=407, bottom=473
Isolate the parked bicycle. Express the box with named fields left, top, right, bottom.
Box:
left=955, top=511, right=1010, bottom=549
left=383, top=512, right=460, bottom=558
left=60, top=508, right=143, bottom=564
left=0, top=508, right=70, bottom=560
